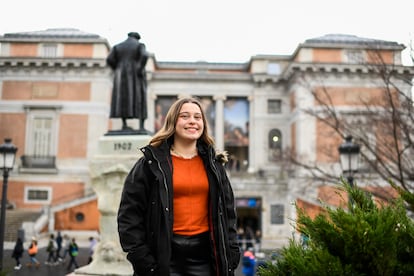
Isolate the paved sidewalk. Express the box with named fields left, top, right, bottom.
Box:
left=2, top=241, right=246, bottom=276
left=3, top=246, right=90, bottom=276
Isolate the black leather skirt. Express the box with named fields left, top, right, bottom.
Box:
left=170, top=232, right=212, bottom=276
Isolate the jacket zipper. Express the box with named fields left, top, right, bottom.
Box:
left=210, top=154, right=230, bottom=275
left=145, top=147, right=170, bottom=211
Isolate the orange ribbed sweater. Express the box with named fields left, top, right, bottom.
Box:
left=172, top=155, right=209, bottom=235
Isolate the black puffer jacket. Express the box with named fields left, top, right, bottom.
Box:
left=117, top=140, right=241, bottom=276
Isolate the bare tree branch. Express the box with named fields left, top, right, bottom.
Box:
left=287, top=47, right=414, bottom=205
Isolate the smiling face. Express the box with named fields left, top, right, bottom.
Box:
left=174, top=102, right=204, bottom=143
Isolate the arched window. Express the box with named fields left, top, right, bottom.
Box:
left=268, top=129, right=282, bottom=161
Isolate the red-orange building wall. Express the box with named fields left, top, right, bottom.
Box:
left=54, top=199, right=100, bottom=231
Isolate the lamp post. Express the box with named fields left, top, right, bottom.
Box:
left=338, top=135, right=360, bottom=207
left=0, top=138, right=18, bottom=271
left=338, top=135, right=360, bottom=187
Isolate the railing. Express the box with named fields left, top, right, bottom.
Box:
left=21, top=155, right=56, bottom=169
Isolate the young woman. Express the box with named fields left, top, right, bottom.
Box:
left=27, top=237, right=40, bottom=268
left=118, top=97, right=241, bottom=276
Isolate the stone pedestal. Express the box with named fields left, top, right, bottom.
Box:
left=74, top=134, right=151, bottom=276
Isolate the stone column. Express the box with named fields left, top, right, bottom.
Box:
left=214, top=95, right=226, bottom=151
left=247, top=95, right=255, bottom=173
left=74, top=134, right=151, bottom=276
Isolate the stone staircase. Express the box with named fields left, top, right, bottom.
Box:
left=4, top=209, right=41, bottom=241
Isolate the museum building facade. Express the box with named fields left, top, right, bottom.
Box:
left=1, top=28, right=413, bottom=248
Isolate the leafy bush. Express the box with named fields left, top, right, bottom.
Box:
left=259, top=182, right=414, bottom=275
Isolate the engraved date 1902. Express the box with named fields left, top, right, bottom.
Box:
left=114, top=142, right=132, bottom=151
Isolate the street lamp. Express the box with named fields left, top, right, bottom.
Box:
left=338, top=135, right=360, bottom=188
left=0, top=138, right=18, bottom=271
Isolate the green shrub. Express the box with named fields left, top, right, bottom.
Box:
left=259, top=182, right=414, bottom=276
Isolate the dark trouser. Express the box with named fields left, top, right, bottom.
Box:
left=67, top=255, right=79, bottom=270
left=47, top=251, right=55, bottom=262
left=14, top=256, right=21, bottom=266
left=170, top=232, right=212, bottom=276
left=55, top=247, right=62, bottom=261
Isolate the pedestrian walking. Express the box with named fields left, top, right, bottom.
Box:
left=11, top=237, right=24, bottom=270
left=45, top=233, right=58, bottom=265
left=55, top=231, right=63, bottom=262
left=27, top=237, right=40, bottom=268
left=61, top=234, right=70, bottom=260
left=87, top=236, right=97, bottom=264
left=67, top=237, right=79, bottom=271
left=242, top=248, right=256, bottom=276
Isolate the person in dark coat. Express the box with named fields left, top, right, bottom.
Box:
left=45, top=233, right=57, bottom=265
left=118, top=97, right=241, bottom=276
left=11, top=237, right=24, bottom=270
left=55, top=231, right=63, bottom=261
left=106, top=32, right=148, bottom=131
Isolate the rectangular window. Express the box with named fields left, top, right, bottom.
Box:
left=267, top=63, right=281, bottom=75
left=358, top=129, right=376, bottom=173
left=346, top=50, right=364, bottom=64
left=271, top=204, right=284, bottom=224
left=32, top=117, right=53, bottom=156
left=25, top=187, right=52, bottom=204
left=224, top=97, right=249, bottom=172
left=0, top=42, right=10, bottom=56
left=41, top=44, right=58, bottom=57
left=22, top=106, right=61, bottom=171
left=268, top=99, right=282, bottom=114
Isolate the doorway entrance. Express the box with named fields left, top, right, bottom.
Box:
left=236, top=197, right=262, bottom=252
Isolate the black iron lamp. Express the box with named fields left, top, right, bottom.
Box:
left=338, top=135, right=360, bottom=187
left=0, top=138, right=18, bottom=271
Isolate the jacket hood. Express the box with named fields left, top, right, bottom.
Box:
left=215, top=150, right=229, bottom=164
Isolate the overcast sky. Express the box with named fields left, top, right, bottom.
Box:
left=1, top=0, right=413, bottom=64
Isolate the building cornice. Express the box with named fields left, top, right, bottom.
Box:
left=281, top=62, right=414, bottom=80
left=0, top=57, right=108, bottom=69
left=151, top=71, right=252, bottom=82
left=155, top=61, right=249, bottom=71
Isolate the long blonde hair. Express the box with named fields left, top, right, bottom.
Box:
left=150, top=97, right=215, bottom=147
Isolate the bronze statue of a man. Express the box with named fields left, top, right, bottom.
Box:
left=106, top=32, right=148, bottom=132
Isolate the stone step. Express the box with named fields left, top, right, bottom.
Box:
left=4, top=209, right=41, bottom=241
